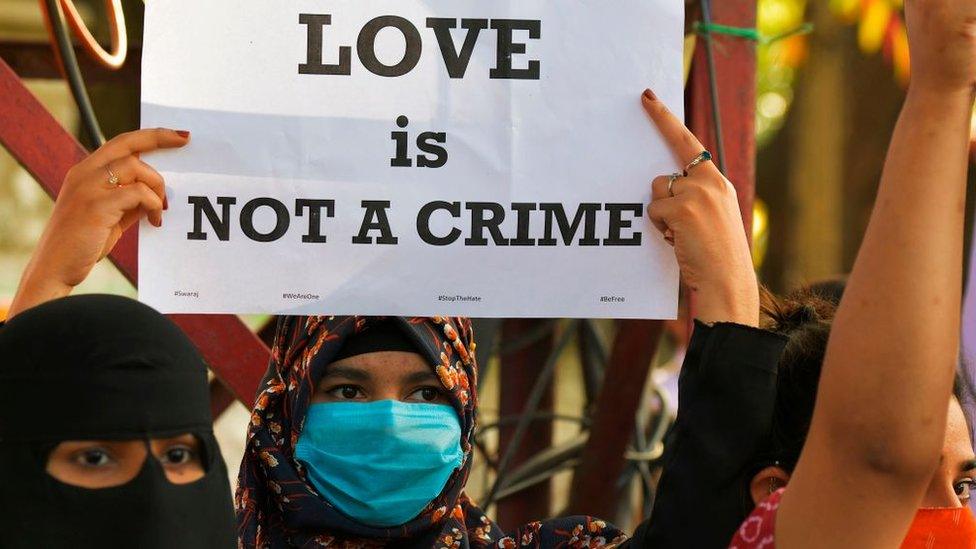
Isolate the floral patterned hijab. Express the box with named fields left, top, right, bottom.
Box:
left=236, top=315, right=626, bottom=548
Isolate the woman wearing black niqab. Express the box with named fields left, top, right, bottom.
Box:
left=0, top=294, right=236, bottom=548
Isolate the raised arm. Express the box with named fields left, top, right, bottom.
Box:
left=628, top=90, right=786, bottom=548
left=777, top=2, right=976, bottom=546
left=7, top=128, right=187, bottom=319
left=640, top=88, right=758, bottom=327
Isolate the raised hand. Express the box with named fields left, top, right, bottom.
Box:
left=641, top=89, right=758, bottom=326
left=905, top=0, right=976, bottom=93
left=8, top=128, right=189, bottom=318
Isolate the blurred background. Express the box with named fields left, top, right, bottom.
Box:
left=3, top=0, right=972, bottom=536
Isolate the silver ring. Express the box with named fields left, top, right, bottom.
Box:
left=668, top=172, right=683, bottom=197
left=105, top=163, right=120, bottom=187
left=683, top=150, right=712, bottom=175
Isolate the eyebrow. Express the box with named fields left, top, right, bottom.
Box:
left=320, top=366, right=371, bottom=383
left=403, top=370, right=440, bottom=386
left=961, top=459, right=976, bottom=473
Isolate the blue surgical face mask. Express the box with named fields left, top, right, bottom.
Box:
left=294, top=400, right=465, bottom=527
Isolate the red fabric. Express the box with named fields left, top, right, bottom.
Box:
left=728, top=488, right=782, bottom=548
left=900, top=507, right=976, bottom=548
left=728, top=489, right=976, bottom=549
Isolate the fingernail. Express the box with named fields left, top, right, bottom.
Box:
left=163, top=195, right=169, bottom=211
left=643, top=89, right=657, bottom=101
left=175, top=130, right=190, bottom=138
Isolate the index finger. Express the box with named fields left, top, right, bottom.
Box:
left=641, top=89, right=711, bottom=169
left=89, top=128, right=190, bottom=164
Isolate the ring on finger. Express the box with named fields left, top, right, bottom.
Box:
left=105, top=163, right=121, bottom=187
left=667, top=172, right=683, bottom=197
left=683, top=150, right=712, bottom=175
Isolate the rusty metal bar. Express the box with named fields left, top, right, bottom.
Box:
left=496, top=318, right=554, bottom=528
left=567, top=320, right=664, bottom=517
left=1, top=41, right=141, bottom=84
left=688, top=1, right=758, bottom=240
left=209, top=378, right=238, bottom=420
left=0, top=56, right=269, bottom=405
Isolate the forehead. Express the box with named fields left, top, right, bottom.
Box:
left=944, top=398, right=974, bottom=462
left=325, top=351, right=431, bottom=377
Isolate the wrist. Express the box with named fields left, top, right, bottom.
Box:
left=694, top=276, right=760, bottom=327
left=7, top=262, right=74, bottom=319
left=905, top=81, right=975, bottom=112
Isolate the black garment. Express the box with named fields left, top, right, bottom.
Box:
left=625, top=321, right=787, bottom=548
left=333, top=318, right=421, bottom=361
left=0, top=295, right=236, bottom=549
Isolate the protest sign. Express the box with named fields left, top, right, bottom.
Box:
left=140, top=1, right=684, bottom=318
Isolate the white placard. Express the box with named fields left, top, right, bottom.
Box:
left=140, top=1, right=684, bottom=318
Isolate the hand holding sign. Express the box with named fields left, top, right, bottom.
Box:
left=642, top=90, right=758, bottom=326
left=8, top=129, right=188, bottom=318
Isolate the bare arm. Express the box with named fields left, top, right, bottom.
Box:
left=631, top=91, right=781, bottom=547
left=777, top=2, right=976, bottom=546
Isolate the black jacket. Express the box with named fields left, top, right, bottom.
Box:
left=625, top=321, right=786, bottom=548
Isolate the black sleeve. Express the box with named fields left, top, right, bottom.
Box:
left=624, top=321, right=786, bottom=549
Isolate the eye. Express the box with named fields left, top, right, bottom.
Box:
left=74, top=448, right=114, bottom=468
left=406, top=386, right=445, bottom=403
left=160, top=445, right=196, bottom=466
left=954, top=478, right=976, bottom=501
left=326, top=385, right=365, bottom=400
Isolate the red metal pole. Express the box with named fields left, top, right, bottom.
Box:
left=566, top=320, right=663, bottom=518
left=1, top=41, right=141, bottom=84
left=689, top=2, right=758, bottom=240
left=210, top=378, right=238, bottom=420
left=0, top=56, right=269, bottom=405
left=496, top=318, right=554, bottom=528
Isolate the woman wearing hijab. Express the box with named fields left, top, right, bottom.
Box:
left=0, top=294, right=237, bottom=548
left=237, top=314, right=627, bottom=547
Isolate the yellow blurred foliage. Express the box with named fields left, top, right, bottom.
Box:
left=858, top=0, right=891, bottom=54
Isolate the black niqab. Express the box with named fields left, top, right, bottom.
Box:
left=0, top=295, right=236, bottom=548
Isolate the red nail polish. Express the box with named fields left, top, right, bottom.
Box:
left=163, top=196, right=169, bottom=211
left=643, top=89, right=657, bottom=101
left=176, top=130, right=190, bottom=138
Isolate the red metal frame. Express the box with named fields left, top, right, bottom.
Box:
left=497, top=318, right=554, bottom=528
left=0, top=56, right=269, bottom=408
left=0, top=40, right=140, bottom=84
left=689, top=4, right=758, bottom=240
left=567, top=320, right=666, bottom=517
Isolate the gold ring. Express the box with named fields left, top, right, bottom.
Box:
left=105, top=163, right=120, bottom=187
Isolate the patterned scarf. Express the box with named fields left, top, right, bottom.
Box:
left=236, top=315, right=626, bottom=548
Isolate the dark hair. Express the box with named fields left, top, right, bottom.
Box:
left=799, top=276, right=847, bottom=306
left=955, top=361, right=976, bottom=423
left=757, top=285, right=838, bottom=473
